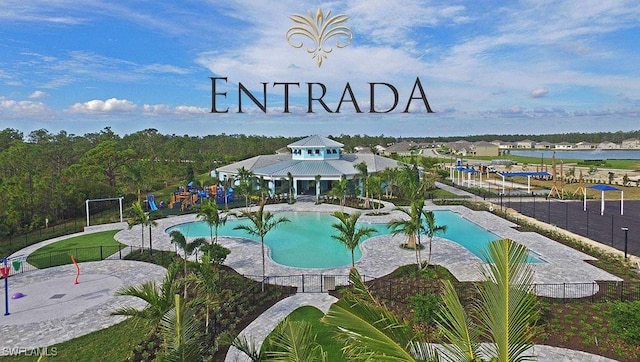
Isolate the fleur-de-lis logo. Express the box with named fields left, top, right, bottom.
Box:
left=286, top=8, right=353, bottom=67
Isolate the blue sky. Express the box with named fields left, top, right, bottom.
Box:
left=1, top=0, right=639, bottom=138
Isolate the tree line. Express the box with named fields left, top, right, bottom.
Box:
left=0, top=127, right=399, bottom=237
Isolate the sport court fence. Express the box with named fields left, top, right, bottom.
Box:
left=499, top=196, right=639, bottom=256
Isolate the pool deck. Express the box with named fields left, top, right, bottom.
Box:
left=1, top=199, right=624, bottom=361
left=114, top=200, right=622, bottom=286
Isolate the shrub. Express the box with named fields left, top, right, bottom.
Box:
left=608, top=301, right=640, bottom=344
left=409, top=293, right=441, bottom=324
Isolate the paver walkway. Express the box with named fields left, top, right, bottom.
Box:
left=0, top=260, right=165, bottom=355
left=224, top=293, right=618, bottom=362
left=0, top=196, right=625, bottom=361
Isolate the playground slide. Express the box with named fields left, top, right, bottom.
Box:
left=147, top=195, right=159, bottom=211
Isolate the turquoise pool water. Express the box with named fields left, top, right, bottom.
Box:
left=166, top=210, right=538, bottom=268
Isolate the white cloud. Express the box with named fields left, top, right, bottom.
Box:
left=140, top=64, right=192, bottom=75
left=0, top=96, right=50, bottom=116
left=142, top=104, right=208, bottom=115
left=174, top=105, right=207, bottom=114
left=68, top=98, right=136, bottom=113
left=531, top=88, right=549, bottom=98
left=142, top=104, right=171, bottom=114
left=29, top=90, right=48, bottom=99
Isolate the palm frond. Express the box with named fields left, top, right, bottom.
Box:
left=476, top=238, right=538, bottom=362
left=323, top=268, right=428, bottom=361
left=229, top=334, right=262, bottom=361
left=436, top=280, right=480, bottom=362
left=158, top=294, right=201, bottom=362
left=265, top=319, right=327, bottom=362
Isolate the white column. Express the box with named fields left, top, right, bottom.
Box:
left=119, top=197, right=124, bottom=222
left=600, top=190, right=605, bottom=215
left=85, top=199, right=90, bottom=227
left=621, top=191, right=624, bottom=216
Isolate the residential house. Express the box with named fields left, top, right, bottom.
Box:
left=473, top=141, right=499, bottom=157
left=621, top=138, right=640, bottom=149
left=384, top=140, right=419, bottom=156
left=574, top=141, right=596, bottom=149
left=447, top=140, right=474, bottom=156
left=554, top=142, right=573, bottom=149
left=515, top=139, right=536, bottom=149
left=491, top=140, right=515, bottom=150
left=597, top=141, right=619, bottom=149
left=534, top=141, right=554, bottom=149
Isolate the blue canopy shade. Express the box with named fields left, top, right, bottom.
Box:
left=589, top=184, right=619, bottom=191
left=455, top=166, right=478, bottom=173
left=499, top=172, right=551, bottom=178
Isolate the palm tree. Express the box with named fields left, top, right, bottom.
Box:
left=128, top=201, right=148, bottom=250
left=158, top=294, right=201, bottom=361
left=387, top=199, right=426, bottom=268
left=423, top=210, right=447, bottom=267
left=190, top=255, right=220, bottom=336
left=329, top=175, right=348, bottom=211
left=196, top=199, right=226, bottom=244
left=437, top=238, right=539, bottom=362
left=330, top=211, right=377, bottom=269
left=147, top=211, right=158, bottom=255
left=230, top=319, right=327, bottom=362
left=397, top=164, right=427, bottom=200
left=234, top=201, right=290, bottom=292
left=314, top=174, right=322, bottom=203
left=263, top=319, right=328, bottom=361
left=236, top=166, right=256, bottom=210
left=111, top=263, right=178, bottom=328
left=169, top=231, right=207, bottom=298
left=379, top=167, right=398, bottom=199
left=324, top=240, right=539, bottom=362
left=287, top=172, right=295, bottom=204
left=323, top=268, right=433, bottom=361
left=222, top=176, right=234, bottom=210
left=354, top=162, right=370, bottom=208
left=367, top=175, right=383, bottom=214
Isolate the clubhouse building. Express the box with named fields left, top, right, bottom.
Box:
left=215, top=135, right=400, bottom=199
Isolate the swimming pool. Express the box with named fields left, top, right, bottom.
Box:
left=166, top=210, right=537, bottom=268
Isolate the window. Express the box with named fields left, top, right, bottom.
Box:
left=315, top=149, right=320, bottom=155
left=307, top=149, right=312, bottom=155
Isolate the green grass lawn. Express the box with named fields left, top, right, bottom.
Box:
left=1, top=317, right=152, bottom=362
left=261, top=306, right=345, bottom=361
left=26, top=230, right=124, bottom=269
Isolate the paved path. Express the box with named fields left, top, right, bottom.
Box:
left=0, top=260, right=166, bottom=355
left=0, top=197, right=624, bottom=361
left=224, top=293, right=618, bottom=362
left=435, top=181, right=476, bottom=197
left=225, top=293, right=338, bottom=362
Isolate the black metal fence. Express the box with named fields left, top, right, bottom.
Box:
left=502, top=196, right=639, bottom=256
left=2, top=245, right=178, bottom=277
left=365, top=277, right=640, bottom=305
left=0, top=219, right=84, bottom=255
left=243, top=274, right=358, bottom=293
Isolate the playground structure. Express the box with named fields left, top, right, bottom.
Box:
left=164, top=181, right=234, bottom=211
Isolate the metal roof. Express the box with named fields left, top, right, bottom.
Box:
left=287, top=135, right=344, bottom=148
left=216, top=152, right=400, bottom=179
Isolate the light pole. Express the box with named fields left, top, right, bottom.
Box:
left=622, top=227, right=629, bottom=259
